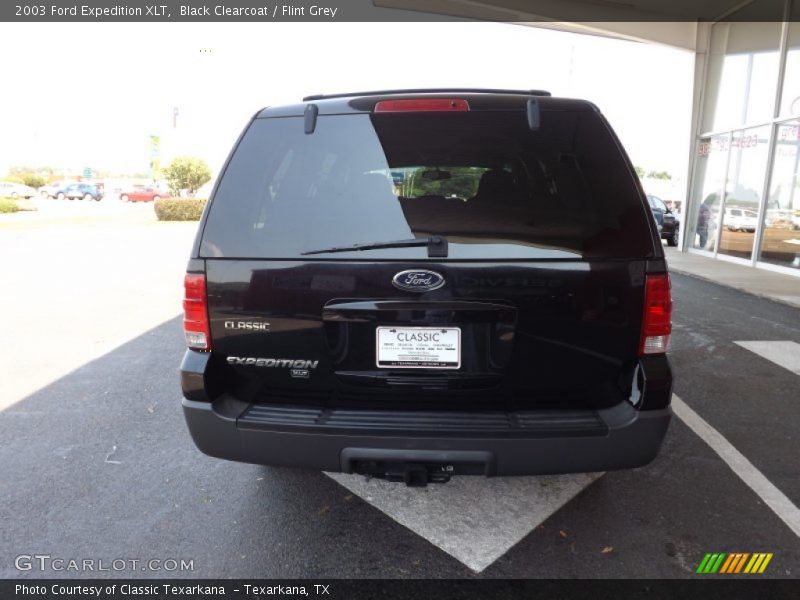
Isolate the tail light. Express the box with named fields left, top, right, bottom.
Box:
left=639, top=273, right=672, bottom=356
left=183, top=273, right=211, bottom=350
left=374, top=98, right=469, bottom=112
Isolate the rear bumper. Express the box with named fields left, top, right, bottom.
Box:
left=182, top=397, right=671, bottom=476
left=660, top=223, right=678, bottom=238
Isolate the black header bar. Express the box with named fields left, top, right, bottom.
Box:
left=1, top=0, right=798, bottom=22
left=3, top=579, right=800, bottom=600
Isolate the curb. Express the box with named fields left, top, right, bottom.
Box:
left=668, top=266, right=800, bottom=311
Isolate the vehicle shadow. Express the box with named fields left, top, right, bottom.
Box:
left=0, top=316, right=469, bottom=579
left=3, top=315, right=798, bottom=579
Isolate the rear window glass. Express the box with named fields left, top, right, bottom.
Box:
left=200, top=110, right=653, bottom=259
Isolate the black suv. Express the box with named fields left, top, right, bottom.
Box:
left=181, top=89, right=672, bottom=485
left=647, top=194, right=679, bottom=247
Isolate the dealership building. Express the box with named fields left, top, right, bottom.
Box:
left=385, top=0, right=800, bottom=276
left=685, top=8, right=800, bottom=276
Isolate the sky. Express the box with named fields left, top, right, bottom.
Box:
left=0, top=22, right=694, bottom=184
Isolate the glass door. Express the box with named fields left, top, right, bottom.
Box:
left=717, top=126, right=771, bottom=261
left=689, top=134, right=729, bottom=252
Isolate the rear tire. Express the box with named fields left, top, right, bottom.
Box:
left=120, top=194, right=128, bottom=202
left=667, top=234, right=678, bottom=247
left=152, top=195, right=160, bottom=202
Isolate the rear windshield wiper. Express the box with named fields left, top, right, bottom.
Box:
left=301, top=235, right=448, bottom=258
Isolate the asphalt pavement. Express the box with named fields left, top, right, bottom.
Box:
left=1, top=214, right=798, bottom=579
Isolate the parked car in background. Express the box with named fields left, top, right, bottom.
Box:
left=647, top=194, right=679, bottom=246
left=63, top=183, right=104, bottom=201
left=0, top=181, right=38, bottom=199
left=39, top=181, right=73, bottom=199
left=119, top=187, right=169, bottom=202
left=724, top=207, right=758, bottom=232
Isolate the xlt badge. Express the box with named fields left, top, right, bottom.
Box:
left=392, top=269, right=445, bottom=292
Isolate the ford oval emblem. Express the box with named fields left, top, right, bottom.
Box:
left=392, top=269, right=445, bottom=292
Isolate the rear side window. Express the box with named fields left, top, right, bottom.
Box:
left=650, top=196, right=667, bottom=212
left=200, top=110, right=653, bottom=259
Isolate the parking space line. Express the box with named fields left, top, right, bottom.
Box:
left=733, top=341, right=800, bottom=376
left=324, top=388, right=800, bottom=572
left=326, top=470, right=603, bottom=572
left=672, top=394, right=800, bottom=538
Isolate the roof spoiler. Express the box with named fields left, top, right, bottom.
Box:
left=302, top=88, right=551, bottom=102
left=302, top=89, right=544, bottom=131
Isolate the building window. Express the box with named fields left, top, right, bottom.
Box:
left=759, top=119, right=800, bottom=269
left=689, top=135, right=728, bottom=251
left=779, top=18, right=800, bottom=117
left=702, top=19, right=782, bottom=132
left=718, top=126, right=772, bottom=260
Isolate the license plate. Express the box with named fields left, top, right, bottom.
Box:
left=376, top=327, right=461, bottom=369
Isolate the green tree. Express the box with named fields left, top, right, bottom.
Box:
left=21, top=173, right=46, bottom=188
left=162, top=157, right=212, bottom=196
left=8, top=166, right=59, bottom=181
left=7, top=166, right=62, bottom=188
left=646, top=170, right=672, bottom=180
left=634, top=165, right=646, bottom=179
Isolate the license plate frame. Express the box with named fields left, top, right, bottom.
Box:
left=376, top=326, right=461, bottom=369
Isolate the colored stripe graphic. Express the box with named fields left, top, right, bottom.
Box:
left=697, top=552, right=726, bottom=573
left=714, top=553, right=727, bottom=573
left=733, top=553, right=749, bottom=573
left=699, top=553, right=718, bottom=573
left=745, top=553, right=774, bottom=574
left=720, top=552, right=750, bottom=573
left=698, top=552, right=773, bottom=574
left=758, top=553, right=773, bottom=573
left=744, top=554, right=760, bottom=573
left=719, top=553, right=735, bottom=573
left=719, top=554, right=736, bottom=573
left=726, top=554, right=737, bottom=573
left=696, top=553, right=713, bottom=573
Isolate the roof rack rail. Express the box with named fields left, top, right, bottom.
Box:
left=302, top=88, right=551, bottom=102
